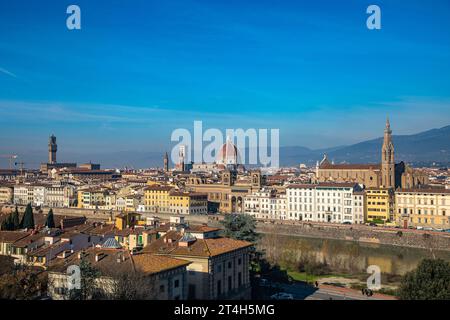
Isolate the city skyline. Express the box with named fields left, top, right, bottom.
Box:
left=1, top=0, right=450, bottom=157
left=0, top=121, right=448, bottom=169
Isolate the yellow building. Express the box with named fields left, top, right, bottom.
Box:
left=169, top=191, right=208, bottom=215
left=114, top=212, right=142, bottom=230
left=77, top=189, right=107, bottom=209
left=144, top=185, right=172, bottom=213
left=144, top=186, right=208, bottom=215
left=365, top=188, right=394, bottom=223
left=395, top=188, right=450, bottom=229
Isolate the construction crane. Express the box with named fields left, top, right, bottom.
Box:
left=15, top=161, right=26, bottom=175
left=0, top=154, right=18, bottom=169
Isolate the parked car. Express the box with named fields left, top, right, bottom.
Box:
left=270, top=292, right=294, bottom=300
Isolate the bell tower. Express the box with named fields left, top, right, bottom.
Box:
left=381, top=118, right=395, bottom=188
left=48, top=134, right=57, bottom=164
left=163, top=152, right=169, bottom=172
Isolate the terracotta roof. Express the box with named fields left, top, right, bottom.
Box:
left=319, top=163, right=381, bottom=170
left=48, top=247, right=187, bottom=277
left=144, top=185, right=173, bottom=192
left=287, top=182, right=358, bottom=189
left=397, top=188, right=450, bottom=194
left=0, top=231, right=30, bottom=243
left=47, top=248, right=134, bottom=275
left=188, top=225, right=221, bottom=233
left=132, top=254, right=190, bottom=274
left=144, top=231, right=252, bottom=258
left=12, top=233, right=45, bottom=248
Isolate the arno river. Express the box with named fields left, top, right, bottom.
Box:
left=259, top=233, right=450, bottom=276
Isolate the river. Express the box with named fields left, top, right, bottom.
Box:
left=259, top=233, right=450, bottom=276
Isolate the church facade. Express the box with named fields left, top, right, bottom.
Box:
left=316, top=119, right=428, bottom=189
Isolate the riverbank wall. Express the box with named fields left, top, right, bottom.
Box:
left=256, top=221, right=450, bottom=252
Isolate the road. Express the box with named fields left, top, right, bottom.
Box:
left=275, top=282, right=396, bottom=300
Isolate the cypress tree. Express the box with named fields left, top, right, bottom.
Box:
left=12, top=206, right=20, bottom=230
left=6, top=214, right=14, bottom=230
left=45, top=209, right=55, bottom=228
left=20, top=203, right=34, bottom=230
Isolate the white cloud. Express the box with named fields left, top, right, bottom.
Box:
left=0, top=67, right=17, bottom=78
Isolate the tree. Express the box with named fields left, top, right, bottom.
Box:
left=12, top=206, right=20, bottom=230
left=1, top=213, right=15, bottom=231
left=107, top=272, right=157, bottom=300
left=45, top=209, right=55, bottom=228
left=399, top=259, right=450, bottom=300
left=68, top=259, right=101, bottom=300
left=220, top=214, right=260, bottom=243
left=0, top=263, right=47, bottom=300
left=20, top=204, right=34, bottom=230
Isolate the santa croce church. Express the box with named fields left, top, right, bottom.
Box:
left=316, top=119, right=428, bottom=189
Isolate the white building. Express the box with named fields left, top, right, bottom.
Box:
left=45, top=184, right=76, bottom=207
left=286, top=183, right=364, bottom=224
left=14, top=183, right=76, bottom=207
left=13, top=185, right=31, bottom=205
left=244, top=188, right=287, bottom=220
left=353, top=191, right=365, bottom=224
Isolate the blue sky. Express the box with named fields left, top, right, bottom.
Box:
left=0, top=0, right=450, bottom=165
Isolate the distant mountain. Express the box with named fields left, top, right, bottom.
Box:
left=280, top=125, right=450, bottom=166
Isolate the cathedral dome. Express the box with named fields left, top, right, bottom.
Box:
left=216, top=137, right=240, bottom=165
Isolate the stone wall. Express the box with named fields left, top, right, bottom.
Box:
left=256, top=221, right=450, bottom=252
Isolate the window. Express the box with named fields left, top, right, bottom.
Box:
left=217, top=280, right=222, bottom=296
left=238, top=258, right=242, bottom=265
left=228, top=261, right=232, bottom=269
left=174, top=279, right=180, bottom=288
left=159, top=285, right=165, bottom=293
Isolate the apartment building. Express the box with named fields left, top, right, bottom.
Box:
left=244, top=188, right=287, bottom=220
left=144, top=229, right=253, bottom=300
left=47, top=246, right=190, bottom=300
left=168, top=192, right=208, bottom=215
left=144, top=185, right=172, bottom=213
left=395, top=188, right=450, bottom=229
left=77, top=189, right=108, bottom=209
left=286, top=183, right=364, bottom=224
left=13, top=184, right=45, bottom=206
left=45, top=184, right=76, bottom=207
left=365, top=187, right=395, bottom=223
left=353, top=191, right=365, bottom=224
left=144, top=186, right=208, bottom=215
left=0, top=185, right=13, bottom=204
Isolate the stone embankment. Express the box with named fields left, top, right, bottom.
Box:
left=256, top=220, right=450, bottom=251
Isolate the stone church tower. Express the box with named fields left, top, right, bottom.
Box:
left=163, top=152, right=169, bottom=172
left=381, top=118, right=395, bottom=188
